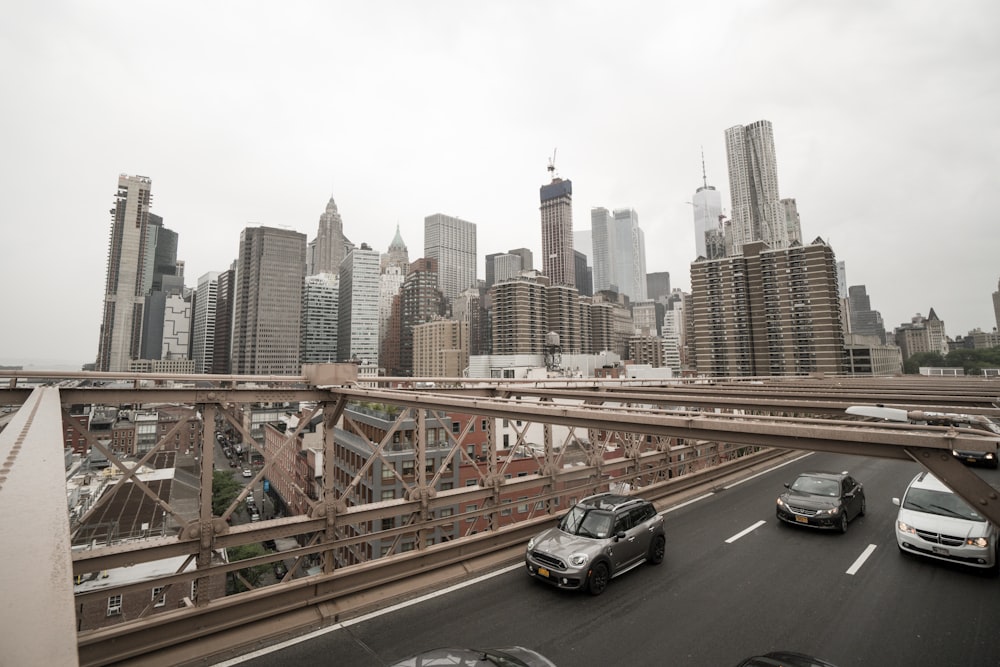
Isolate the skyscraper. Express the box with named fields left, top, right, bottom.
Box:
left=424, top=213, right=477, bottom=303
left=231, top=226, right=307, bottom=375
left=395, top=258, right=446, bottom=376
left=692, top=157, right=723, bottom=259
left=724, top=120, right=787, bottom=254
left=540, top=167, right=575, bottom=288
left=338, top=243, right=381, bottom=365
left=301, top=273, right=340, bottom=364
left=591, top=207, right=614, bottom=293
left=485, top=252, right=522, bottom=289
left=611, top=208, right=647, bottom=302
left=97, top=174, right=155, bottom=372
left=311, top=196, right=348, bottom=275
left=590, top=207, right=646, bottom=301
left=191, top=271, right=220, bottom=374
left=848, top=285, right=887, bottom=344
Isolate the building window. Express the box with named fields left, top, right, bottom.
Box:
left=465, top=479, right=477, bottom=486
left=466, top=504, right=477, bottom=520
left=382, top=465, right=395, bottom=480
left=452, top=422, right=460, bottom=434
left=152, top=587, right=166, bottom=607
left=191, top=580, right=198, bottom=602
left=501, top=500, right=512, bottom=516
left=518, top=497, right=528, bottom=513
left=381, top=489, right=395, bottom=501
left=382, top=517, right=394, bottom=531
left=402, top=460, right=415, bottom=477
left=503, top=434, right=509, bottom=447
left=481, top=419, right=488, bottom=431
left=107, top=595, right=122, bottom=616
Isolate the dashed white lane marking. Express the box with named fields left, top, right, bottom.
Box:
left=725, top=520, right=767, bottom=544
left=846, top=544, right=878, bottom=575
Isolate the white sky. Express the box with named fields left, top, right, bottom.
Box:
left=2, top=1, right=998, bottom=368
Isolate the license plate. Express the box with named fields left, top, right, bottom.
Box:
left=932, top=546, right=948, bottom=555
left=795, top=516, right=809, bottom=524
left=538, top=567, right=550, bottom=578
left=966, top=457, right=977, bottom=463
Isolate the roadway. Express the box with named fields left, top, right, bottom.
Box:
left=223, top=451, right=1000, bottom=667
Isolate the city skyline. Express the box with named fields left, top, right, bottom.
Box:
left=2, top=2, right=998, bottom=367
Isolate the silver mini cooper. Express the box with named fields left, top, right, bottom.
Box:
left=525, top=493, right=666, bottom=595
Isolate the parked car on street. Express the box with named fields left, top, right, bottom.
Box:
left=776, top=471, right=865, bottom=533
left=893, top=471, right=998, bottom=571
left=525, top=492, right=665, bottom=595
left=242, top=468, right=252, bottom=478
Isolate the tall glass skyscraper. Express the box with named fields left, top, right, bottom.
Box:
left=231, top=226, right=307, bottom=375
left=424, top=213, right=477, bottom=302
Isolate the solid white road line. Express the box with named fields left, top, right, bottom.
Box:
left=846, top=544, right=878, bottom=575
left=213, top=563, right=525, bottom=665
left=725, top=520, right=767, bottom=544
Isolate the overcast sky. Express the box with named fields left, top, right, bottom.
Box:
left=2, top=1, right=998, bottom=368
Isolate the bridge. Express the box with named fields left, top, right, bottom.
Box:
left=1, top=368, right=998, bottom=666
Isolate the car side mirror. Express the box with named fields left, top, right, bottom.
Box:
left=784, top=483, right=790, bottom=489
left=892, top=497, right=900, bottom=507
left=615, top=531, right=626, bottom=541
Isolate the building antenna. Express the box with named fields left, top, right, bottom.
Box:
left=547, top=147, right=558, bottom=179
left=700, top=146, right=708, bottom=189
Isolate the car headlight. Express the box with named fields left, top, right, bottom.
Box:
left=569, top=553, right=589, bottom=567
left=776, top=498, right=785, bottom=508
left=897, top=520, right=916, bottom=535
left=987, top=453, right=996, bottom=460
left=816, top=506, right=840, bottom=516
left=967, top=537, right=989, bottom=548
left=527, top=537, right=537, bottom=551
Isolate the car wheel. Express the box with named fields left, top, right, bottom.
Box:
left=648, top=535, right=666, bottom=565
left=859, top=496, right=866, bottom=517
left=838, top=512, right=848, bottom=534
left=587, top=562, right=609, bottom=596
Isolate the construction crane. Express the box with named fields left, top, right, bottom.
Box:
left=547, top=147, right=558, bottom=179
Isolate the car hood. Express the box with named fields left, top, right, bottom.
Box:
left=897, top=507, right=990, bottom=538
left=530, top=527, right=605, bottom=558
left=780, top=490, right=839, bottom=510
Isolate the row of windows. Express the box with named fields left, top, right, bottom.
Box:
left=106, top=583, right=194, bottom=617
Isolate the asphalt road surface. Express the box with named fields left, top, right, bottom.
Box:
left=224, top=452, right=1000, bottom=667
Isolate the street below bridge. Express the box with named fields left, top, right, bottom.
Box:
left=225, top=451, right=1000, bottom=667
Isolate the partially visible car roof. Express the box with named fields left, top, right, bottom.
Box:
left=578, top=493, right=644, bottom=511
left=793, top=471, right=850, bottom=482
left=736, top=650, right=839, bottom=667
left=389, top=646, right=556, bottom=667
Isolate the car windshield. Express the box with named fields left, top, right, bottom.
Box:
left=790, top=476, right=840, bottom=497
left=903, top=488, right=984, bottom=521
left=559, top=505, right=613, bottom=539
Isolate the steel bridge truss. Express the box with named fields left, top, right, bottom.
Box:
left=1, top=371, right=999, bottom=666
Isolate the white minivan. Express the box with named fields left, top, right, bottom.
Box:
left=893, top=471, right=998, bottom=570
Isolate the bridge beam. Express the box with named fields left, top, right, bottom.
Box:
left=0, top=388, right=79, bottom=665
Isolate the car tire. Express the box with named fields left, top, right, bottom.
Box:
left=859, top=496, right=866, bottom=517
left=838, top=512, right=848, bottom=534
left=648, top=535, right=666, bottom=565
left=587, top=562, right=609, bottom=596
